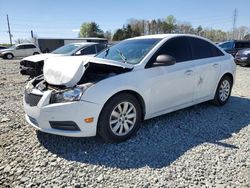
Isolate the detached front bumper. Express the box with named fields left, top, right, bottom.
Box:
left=23, top=90, right=103, bottom=137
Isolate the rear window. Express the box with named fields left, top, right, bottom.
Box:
left=189, top=38, right=224, bottom=60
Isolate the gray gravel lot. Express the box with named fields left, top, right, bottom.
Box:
left=0, top=59, right=249, bottom=187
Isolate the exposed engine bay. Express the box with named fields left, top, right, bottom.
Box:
left=30, top=61, right=132, bottom=92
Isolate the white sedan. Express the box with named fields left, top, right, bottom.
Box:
left=23, top=34, right=236, bottom=142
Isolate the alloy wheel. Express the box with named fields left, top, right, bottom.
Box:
left=109, top=102, right=137, bottom=136
left=219, top=80, right=230, bottom=102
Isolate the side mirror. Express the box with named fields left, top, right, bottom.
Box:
left=74, top=51, right=82, bottom=56
left=153, top=55, right=176, bottom=67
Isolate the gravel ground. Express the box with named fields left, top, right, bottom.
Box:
left=0, top=59, right=249, bottom=188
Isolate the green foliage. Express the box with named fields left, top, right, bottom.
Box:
left=112, top=24, right=141, bottom=41
left=79, top=22, right=104, bottom=38
left=165, top=15, right=177, bottom=33
left=78, top=15, right=249, bottom=42
left=0, top=43, right=11, bottom=47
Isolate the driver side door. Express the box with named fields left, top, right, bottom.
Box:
left=147, top=37, right=196, bottom=117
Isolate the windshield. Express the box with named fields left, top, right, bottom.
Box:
left=96, top=38, right=161, bottom=64
left=52, top=44, right=82, bottom=54
left=8, top=45, right=16, bottom=50
left=219, top=41, right=234, bottom=50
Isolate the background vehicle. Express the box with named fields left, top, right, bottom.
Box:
left=20, top=42, right=107, bottom=77
left=23, top=34, right=236, bottom=142
left=35, top=37, right=108, bottom=52
left=235, top=48, right=250, bottom=67
left=0, top=43, right=40, bottom=59
left=219, top=40, right=250, bottom=57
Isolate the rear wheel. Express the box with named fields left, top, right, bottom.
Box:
left=212, top=75, right=233, bottom=106
left=98, top=93, right=142, bottom=142
left=5, top=53, right=14, bottom=59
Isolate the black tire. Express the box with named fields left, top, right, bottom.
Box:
left=240, top=62, right=249, bottom=67
left=5, top=53, right=14, bottom=59
left=33, top=52, right=39, bottom=55
left=212, top=75, right=233, bottom=106
left=97, top=93, right=142, bottom=142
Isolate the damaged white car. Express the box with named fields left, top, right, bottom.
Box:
left=23, top=34, right=236, bottom=142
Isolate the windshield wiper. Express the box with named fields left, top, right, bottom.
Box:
left=116, top=49, right=127, bottom=63
left=104, top=47, right=110, bottom=57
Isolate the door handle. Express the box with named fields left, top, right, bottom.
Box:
left=185, top=70, right=193, bottom=75
left=213, top=63, right=219, bottom=68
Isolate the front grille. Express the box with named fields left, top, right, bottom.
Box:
left=25, top=90, right=42, bottom=106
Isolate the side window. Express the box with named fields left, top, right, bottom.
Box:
left=246, top=42, right=250, bottom=48
left=26, top=44, right=36, bottom=49
left=146, top=37, right=192, bottom=68
left=235, top=42, right=244, bottom=49
left=96, top=44, right=106, bottom=52
left=156, top=37, right=192, bottom=63
left=190, top=38, right=223, bottom=59
left=79, top=45, right=96, bottom=55
left=234, top=42, right=250, bottom=48
left=242, top=42, right=250, bottom=48
left=16, top=45, right=25, bottom=50
left=22, top=45, right=35, bottom=49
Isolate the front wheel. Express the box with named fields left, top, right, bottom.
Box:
left=212, top=75, right=233, bottom=106
left=5, top=53, right=14, bottom=59
left=97, top=93, right=142, bottom=142
left=33, top=52, right=39, bottom=55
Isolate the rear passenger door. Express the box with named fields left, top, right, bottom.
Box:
left=25, top=44, right=36, bottom=56
left=188, top=37, right=224, bottom=101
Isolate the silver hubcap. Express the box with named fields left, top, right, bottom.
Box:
left=219, top=80, right=230, bottom=102
left=7, top=54, right=12, bottom=59
left=109, top=102, right=137, bottom=136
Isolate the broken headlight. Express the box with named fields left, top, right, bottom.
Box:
left=51, top=87, right=85, bottom=103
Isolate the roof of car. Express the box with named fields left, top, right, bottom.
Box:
left=128, top=34, right=205, bottom=40
left=16, top=43, right=36, bottom=46
left=72, top=42, right=99, bottom=46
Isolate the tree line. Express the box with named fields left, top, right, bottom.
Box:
left=79, top=15, right=250, bottom=42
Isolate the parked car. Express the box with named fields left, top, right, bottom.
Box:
left=0, top=46, right=7, bottom=50
left=20, top=42, right=107, bottom=77
left=0, top=43, right=40, bottom=59
left=23, top=34, right=236, bottom=142
left=235, top=48, right=250, bottom=67
left=219, top=40, right=250, bottom=57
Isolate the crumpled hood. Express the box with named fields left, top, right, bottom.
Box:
left=22, top=53, right=63, bottom=62
left=43, top=56, right=133, bottom=87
